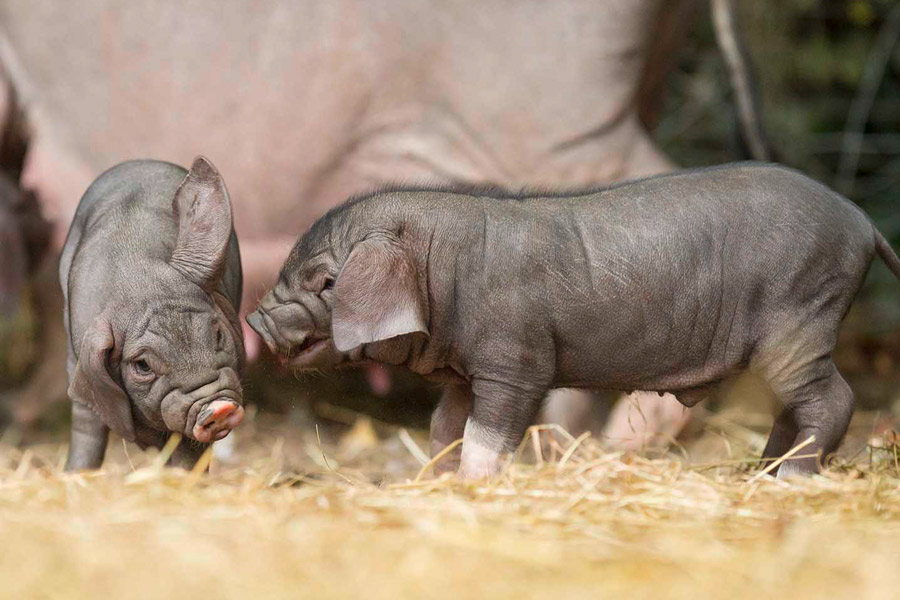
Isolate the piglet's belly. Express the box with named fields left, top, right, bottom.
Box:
left=551, top=329, right=747, bottom=393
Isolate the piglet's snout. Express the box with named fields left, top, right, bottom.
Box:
left=193, top=400, right=244, bottom=443
left=247, top=302, right=317, bottom=360
left=168, top=367, right=244, bottom=443
left=246, top=310, right=277, bottom=354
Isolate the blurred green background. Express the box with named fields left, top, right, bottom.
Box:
left=661, top=1, right=900, bottom=412
left=662, top=0, right=900, bottom=334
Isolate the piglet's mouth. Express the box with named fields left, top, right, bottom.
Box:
left=291, top=336, right=329, bottom=356
left=246, top=309, right=330, bottom=362
left=286, top=337, right=336, bottom=369
left=246, top=309, right=290, bottom=355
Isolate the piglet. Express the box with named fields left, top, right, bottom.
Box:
left=60, top=157, right=245, bottom=470
left=248, top=163, right=900, bottom=479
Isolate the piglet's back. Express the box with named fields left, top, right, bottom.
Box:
left=62, top=160, right=188, bottom=269
left=59, top=160, right=191, bottom=350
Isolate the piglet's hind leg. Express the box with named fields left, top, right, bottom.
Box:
left=430, top=384, right=473, bottom=475
left=761, top=408, right=799, bottom=465
left=766, top=361, right=854, bottom=478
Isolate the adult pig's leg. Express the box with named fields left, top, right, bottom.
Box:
left=430, top=384, right=473, bottom=475
left=64, top=400, right=109, bottom=471
left=540, top=388, right=595, bottom=437
left=459, top=378, right=545, bottom=479
left=602, top=391, right=694, bottom=451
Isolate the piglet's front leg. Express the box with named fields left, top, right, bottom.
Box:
left=64, top=400, right=109, bottom=471
left=458, top=378, right=545, bottom=479
left=166, top=438, right=211, bottom=471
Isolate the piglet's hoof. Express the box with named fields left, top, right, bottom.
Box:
left=192, top=400, right=244, bottom=443
left=458, top=440, right=504, bottom=480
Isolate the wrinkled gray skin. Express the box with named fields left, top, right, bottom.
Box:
left=250, top=163, right=900, bottom=479
left=60, top=158, right=244, bottom=470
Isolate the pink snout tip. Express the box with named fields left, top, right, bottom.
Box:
left=192, top=400, right=244, bottom=443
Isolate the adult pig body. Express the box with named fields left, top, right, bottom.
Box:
left=252, top=163, right=898, bottom=478
left=61, top=159, right=244, bottom=469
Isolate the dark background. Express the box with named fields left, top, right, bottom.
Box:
left=665, top=0, right=900, bottom=327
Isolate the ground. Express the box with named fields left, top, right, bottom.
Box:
left=2, top=401, right=900, bottom=600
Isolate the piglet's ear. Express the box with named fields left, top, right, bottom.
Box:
left=332, top=236, right=429, bottom=352
left=68, top=316, right=135, bottom=442
left=169, top=156, right=234, bottom=291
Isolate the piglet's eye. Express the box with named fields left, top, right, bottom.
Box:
left=323, top=277, right=335, bottom=291
left=216, top=327, right=225, bottom=351
left=133, top=359, right=153, bottom=377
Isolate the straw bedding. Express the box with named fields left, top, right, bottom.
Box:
left=1, top=407, right=900, bottom=599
